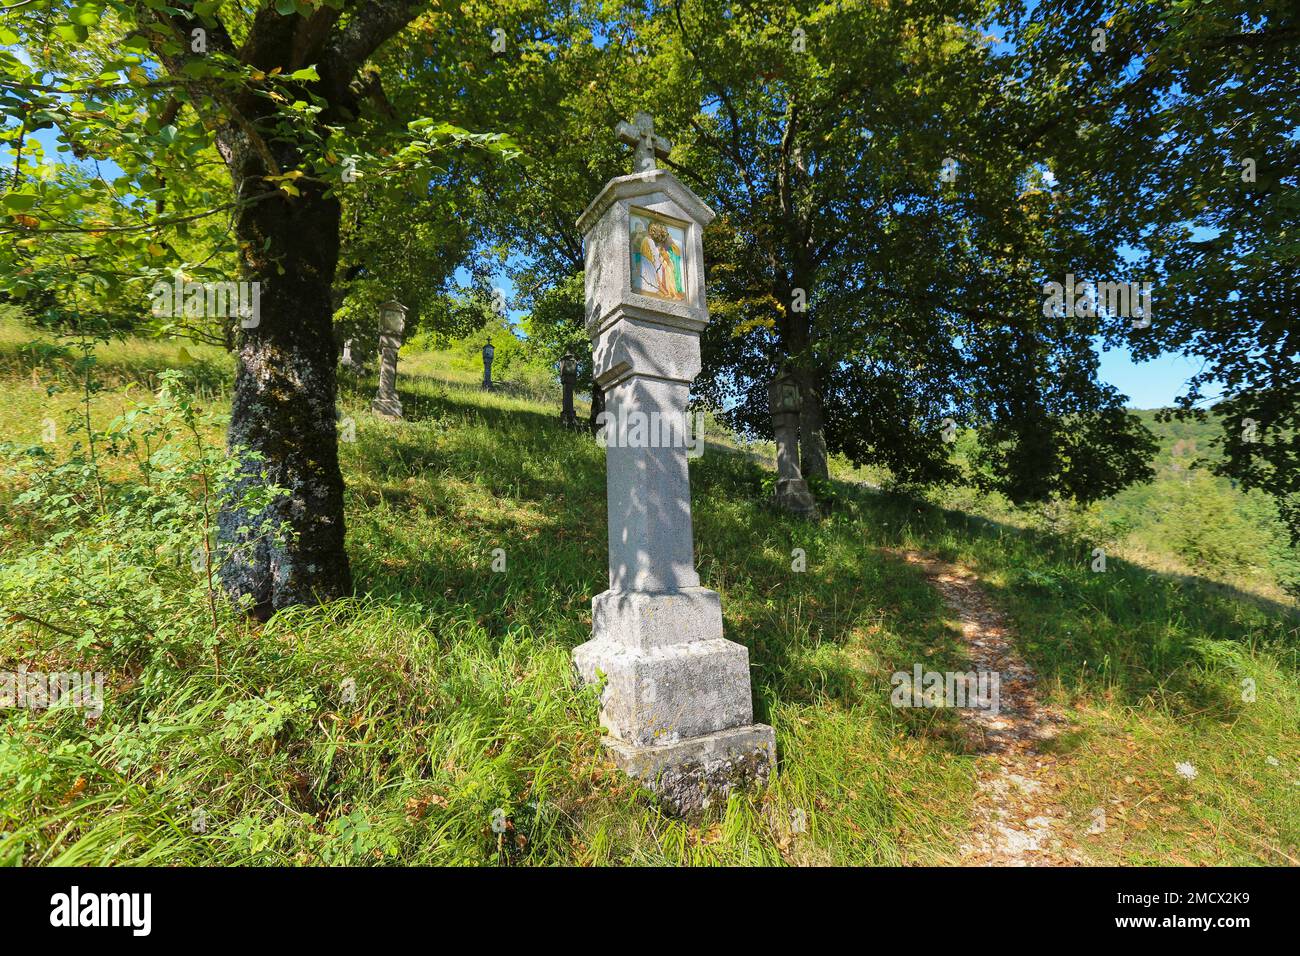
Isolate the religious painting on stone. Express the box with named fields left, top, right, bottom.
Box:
left=629, top=209, right=687, bottom=301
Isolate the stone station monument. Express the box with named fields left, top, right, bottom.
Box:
left=559, top=353, right=579, bottom=429
left=768, top=366, right=818, bottom=518
left=571, top=113, right=775, bottom=814
left=371, top=300, right=406, bottom=420
left=481, top=339, right=494, bottom=390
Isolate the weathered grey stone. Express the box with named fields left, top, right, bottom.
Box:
left=769, top=368, right=817, bottom=518
left=775, top=476, right=817, bottom=516
left=601, top=379, right=699, bottom=593
left=371, top=300, right=406, bottom=419
left=591, top=587, right=722, bottom=650
left=572, top=113, right=775, bottom=815
left=481, top=340, right=494, bottom=390
left=340, top=338, right=358, bottom=372
left=573, top=636, right=754, bottom=746
left=603, top=724, right=777, bottom=818
left=615, top=111, right=672, bottom=175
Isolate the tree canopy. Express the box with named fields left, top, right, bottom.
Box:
left=2, top=0, right=1295, bottom=609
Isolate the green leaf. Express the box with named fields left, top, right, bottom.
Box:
left=71, top=5, right=99, bottom=27
left=287, top=66, right=319, bottom=82
left=2, top=192, right=38, bottom=211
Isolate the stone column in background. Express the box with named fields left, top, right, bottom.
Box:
left=481, top=340, right=494, bottom=390
left=340, top=338, right=358, bottom=373
left=769, top=367, right=818, bottom=518
left=559, top=353, right=579, bottom=428
left=371, top=300, right=406, bottom=419
left=571, top=113, right=775, bottom=816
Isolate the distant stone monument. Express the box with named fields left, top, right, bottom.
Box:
left=559, top=353, right=579, bottom=429
left=371, top=300, right=406, bottom=419
left=481, top=339, right=494, bottom=390
left=340, top=338, right=359, bottom=372
left=769, top=367, right=818, bottom=518
left=572, top=112, right=775, bottom=815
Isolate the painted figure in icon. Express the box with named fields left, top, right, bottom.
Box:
left=631, top=213, right=685, bottom=300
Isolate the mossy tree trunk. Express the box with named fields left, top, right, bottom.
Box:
left=146, top=2, right=426, bottom=617
left=217, top=184, right=352, bottom=618
left=778, top=257, right=830, bottom=482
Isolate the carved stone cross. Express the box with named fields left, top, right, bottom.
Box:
left=615, top=112, right=672, bottom=173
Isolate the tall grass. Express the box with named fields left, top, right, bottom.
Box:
left=0, top=323, right=1295, bottom=865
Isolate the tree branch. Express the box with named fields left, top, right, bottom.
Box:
left=0, top=193, right=276, bottom=234
left=321, top=0, right=428, bottom=102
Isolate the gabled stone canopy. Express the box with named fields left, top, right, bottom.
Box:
left=579, top=170, right=714, bottom=338
left=577, top=168, right=715, bottom=233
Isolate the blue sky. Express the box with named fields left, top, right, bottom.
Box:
left=1096, top=342, right=1219, bottom=410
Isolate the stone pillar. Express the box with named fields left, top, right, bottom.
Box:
left=340, top=338, right=357, bottom=373
left=481, top=340, right=494, bottom=390
left=769, top=368, right=818, bottom=518
left=559, top=353, right=579, bottom=428
left=571, top=119, right=775, bottom=815
left=371, top=300, right=406, bottom=419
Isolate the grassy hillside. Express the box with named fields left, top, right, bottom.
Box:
left=863, top=409, right=1300, bottom=606
left=1, top=322, right=1296, bottom=865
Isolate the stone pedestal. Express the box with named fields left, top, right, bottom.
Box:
left=481, top=342, right=494, bottom=390
left=572, top=134, right=774, bottom=815
left=769, top=370, right=817, bottom=518
left=371, top=301, right=406, bottom=419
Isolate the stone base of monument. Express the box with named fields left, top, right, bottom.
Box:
left=774, top=476, right=818, bottom=518
left=574, top=586, right=776, bottom=816
left=602, top=725, right=776, bottom=817
left=370, top=397, right=403, bottom=420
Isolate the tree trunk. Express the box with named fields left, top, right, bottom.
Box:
left=779, top=265, right=829, bottom=482
left=141, top=1, right=431, bottom=619
left=796, top=365, right=829, bottom=480
left=216, top=184, right=352, bottom=619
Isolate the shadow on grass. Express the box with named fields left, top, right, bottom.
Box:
left=343, top=370, right=975, bottom=751
left=347, top=359, right=1296, bottom=734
